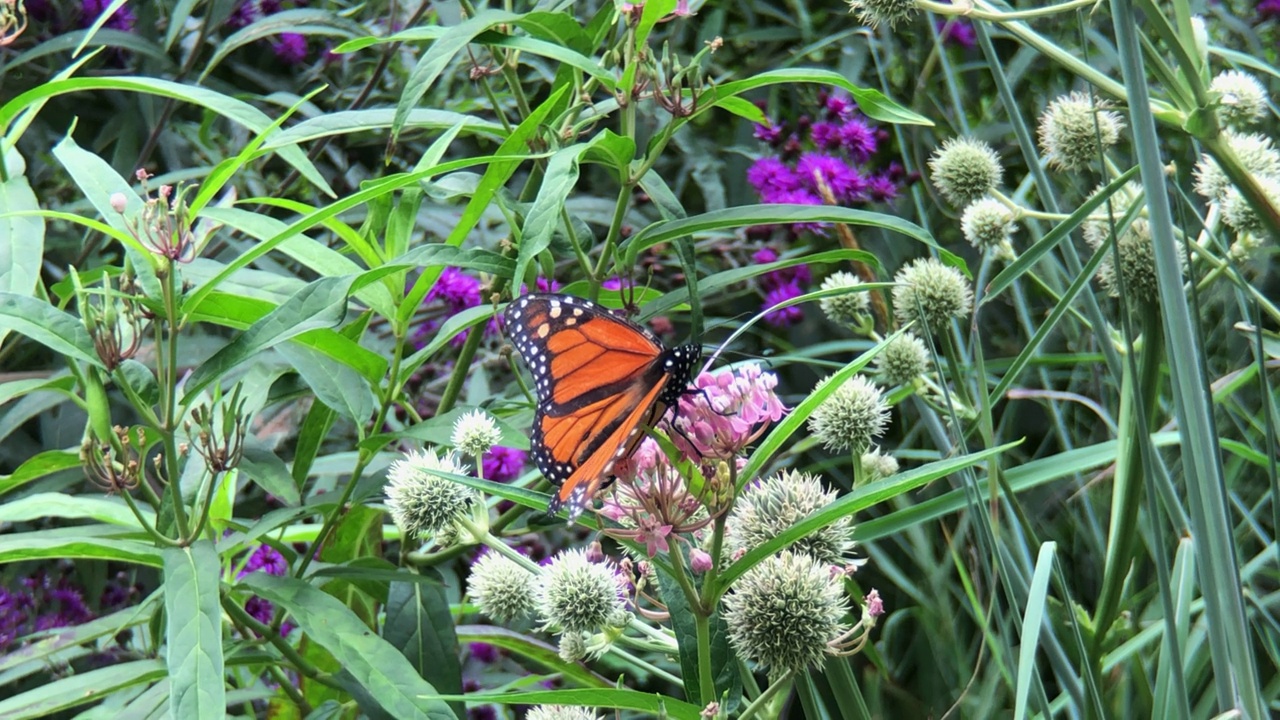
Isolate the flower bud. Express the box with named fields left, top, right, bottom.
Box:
left=384, top=449, right=478, bottom=542
left=452, top=409, right=501, bottom=459
left=845, top=0, right=919, bottom=28
left=536, top=550, right=627, bottom=634
left=727, top=469, right=856, bottom=564
left=1210, top=70, right=1267, bottom=129
left=877, top=332, right=929, bottom=387
left=818, top=271, right=870, bottom=328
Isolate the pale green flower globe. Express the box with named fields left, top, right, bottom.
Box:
left=1084, top=219, right=1181, bottom=303
left=818, top=271, right=870, bottom=327
left=929, top=137, right=1003, bottom=207
left=1221, top=175, right=1280, bottom=235
left=1037, top=92, right=1124, bottom=170
left=384, top=449, right=477, bottom=541
left=846, top=0, right=918, bottom=28
left=724, top=550, right=850, bottom=674
left=892, top=258, right=973, bottom=333
left=536, top=549, right=626, bottom=634
left=452, top=409, right=502, bottom=459
left=877, top=332, right=930, bottom=387
left=807, top=375, right=889, bottom=454
left=727, top=469, right=856, bottom=564
left=960, top=198, right=1017, bottom=252
left=468, top=550, right=536, bottom=622
left=1193, top=132, right=1280, bottom=202
left=861, top=448, right=899, bottom=480
left=1210, top=70, right=1268, bottom=129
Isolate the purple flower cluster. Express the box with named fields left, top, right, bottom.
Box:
left=754, top=246, right=811, bottom=327
left=236, top=544, right=291, bottom=632
left=227, top=1, right=310, bottom=64
left=936, top=18, right=977, bottom=49
left=80, top=0, right=136, bottom=31
left=1262, top=0, right=1280, bottom=21
left=413, top=267, right=494, bottom=349
left=481, top=446, right=527, bottom=482
left=1, top=571, right=137, bottom=652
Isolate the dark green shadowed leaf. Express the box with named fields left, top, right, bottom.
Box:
left=656, top=566, right=741, bottom=710
left=242, top=573, right=456, bottom=720
left=163, top=541, right=227, bottom=720
left=0, top=659, right=166, bottom=717
left=0, top=293, right=101, bottom=368
left=382, top=573, right=464, bottom=720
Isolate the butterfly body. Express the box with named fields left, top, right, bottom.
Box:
left=503, top=294, right=700, bottom=520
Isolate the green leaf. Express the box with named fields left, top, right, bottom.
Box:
left=241, top=574, right=456, bottom=720
left=0, top=292, right=101, bottom=368
left=201, top=9, right=366, bottom=81
left=263, top=109, right=507, bottom=150
left=437, top=688, right=702, bottom=719
left=392, top=10, right=522, bottom=145
left=239, top=445, right=302, bottom=507
left=0, top=492, right=153, bottom=528
left=164, top=542, right=227, bottom=720
left=0, top=451, right=87, bottom=497
left=382, top=575, right=464, bottom=720
left=656, top=567, right=741, bottom=710
left=0, top=600, right=155, bottom=675
left=0, top=149, right=43, bottom=347
left=183, top=275, right=357, bottom=401
left=514, top=10, right=591, bottom=53
left=0, top=532, right=164, bottom=567
left=0, top=659, right=166, bottom=718
left=1013, top=542, right=1057, bottom=720
left=277, top=343, right=377, bottom=425
left=694, top=68, right=930, bottom=126
left=454, top=626, right=611, bottom=688
left=515, top=143, right=596, bottom=286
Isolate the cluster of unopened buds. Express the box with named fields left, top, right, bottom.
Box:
left=186, top=385, right=248, bottom=474
left=112, top=169, right=197, bottom=265
left=81, top=425, right=146, bottom=492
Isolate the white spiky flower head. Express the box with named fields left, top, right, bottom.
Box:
left=846, top=0, right=918, bottom=28
left=468, top=549, right=536, bottom=622
left=452, top=409, right=502, bottom=459
left=535, top=549, right=628, bottom=634
left=384, top=449, right=479, bottom=542
left=877, top=332, right=930, bottom=387
left=892, top=258, right=973, bottom=334
left=929, top=137, right=1003, bottom=207
left=1192, top=132, right=1280, bottom=202
left=818, top=271, right=870, bottom=328
left=727, top=469, right=856, bottom=564
left=724, top=550, right=850, bottom=674
left=1037, top=92, right=1125, bottom=170
left=1210, top=70, right=1268, bottom=129
left=807, top=375, right=890, bottom=454
left=961, top=197, right=1018, bottom=252
left=526, top=706, right=600, bottom=720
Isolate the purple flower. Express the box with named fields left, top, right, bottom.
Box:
left=601, top=276, right=625, bottom=291
left=245, top=596, right=275, bottom=624
left=426, top=267, right=482, bottom=312
left=810, top=122, right=843, bottom=150
left=840, top=119, right=878, bottom=163
left=746, top=157, right=801, bottom=196
left=795, top=152, right=865, bottom=202
left=227, top=1, right=260, bottom=28
left=482, top=446, right=526, bottom=482
left=824, top=93, right=854, bottom=120
left=937, top=19, right=977, bottom=49
left=535, top=276, right=560, bottom=293
left=754, top=122, right=784, bottom=144
left=865, top=172, right=900, bottom=202
left=469, top=708, right=498, bottom=720
left=80, top=0, right=136, bottom=30
left=1261, top=0, right=1280, bottom=20
left=762, top=281, right=805, bottom=327
left=469, top=642, right=499, bottom=663
left=239, top=544, right=288, bottom=578
left=272, top=32, right=308, bottom=64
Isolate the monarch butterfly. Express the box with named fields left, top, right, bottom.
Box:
left=503, top=293, right=701, bottom=521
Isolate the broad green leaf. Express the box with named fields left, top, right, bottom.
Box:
left=692, top=68, right=930, bottom=126
left=0, top=148, right=43, bottom=347
left=164, top=542, right=227, bottom=720
left=277, top=343, right=377, bottom=425
left=0, top=659, right=166, bottom=718
left=0, top=492, right=153, bottom=527
left=0, top=450, right=82, bottom=497
left=183, top=275, right=357, bottom=401
left=514, top=10, right=591, bottom=53
left=0, top=374, right=76, bottom=407
left=515, top=143, right=596, bottom=287
left=469, top=31, right=617, bottom=90
left=383, top=575, right=464, bottom=719
left=241, top=574, right=455, bottom=720
left=455, top=626, right=611, bottom=688
left=393, top=244, right=516, bottom=279
left=0, top=532, right=164, bottom=567
left=0, top=292, right=101, bottom=368
left=438, top=688, right=702, bottom=719
left=263, top=109, right=507, bottom=150
left=391, top=10, right=522, bottom=145
left=656, top=566, right=741, bottom=710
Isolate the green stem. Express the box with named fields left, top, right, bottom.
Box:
left=694, top=610, right=716, bottom=706
left=920, top=0, right=1099, bottom=20
left=437, top=322, right=485, bottom=415
left=737, top=670, right=795, bottom=720
left=590, top=183, right=633, bottom=299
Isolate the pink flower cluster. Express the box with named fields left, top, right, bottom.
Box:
left=670, top=365, right=788, bottom=462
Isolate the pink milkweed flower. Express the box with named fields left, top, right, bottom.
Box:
left=671, top=365, right=788, bottom=462
left=602, top=439, right=714, bottom=557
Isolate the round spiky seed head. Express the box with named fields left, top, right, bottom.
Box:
left=727, top=470, right=856, bottom=565
left=877, top=332, right=930, bottom=386
left=384, top=449, right=478, bottom=541
left=929, top=137, right=1003, bottom=207
left=452, top=409, right=502, bottom=459
left=724, top=550, right=850, bottom=674
left=846, top=0, right=919, bottom=28
left=807, top=375, right=889, bottom=454
left=861, top=448, right=899, bottom=480
left=557, top=631, right=589, bottom=662
left=526, top=705, right=599, bottom=720
left=1193, top=132, right=1280, bottom=202
left=1221, top=175, right=1280, bottom=235
left=1037, top=92, right=1125, bottom=170
left=818, top=271, right=870, bottom=327
left=468, top=550, right=536, bottom=622
left=1210, top=70, right=1268, bottom=129
left=961, top=198, right=1018, bottom=251
left=892, top=258, right=973, bottom=333
left=1084, top=219, right=1178, bottom=303
left=536, top=549, right=626, bottom=634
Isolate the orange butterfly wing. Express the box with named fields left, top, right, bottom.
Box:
left=503, top=294, right=699, bottom=520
